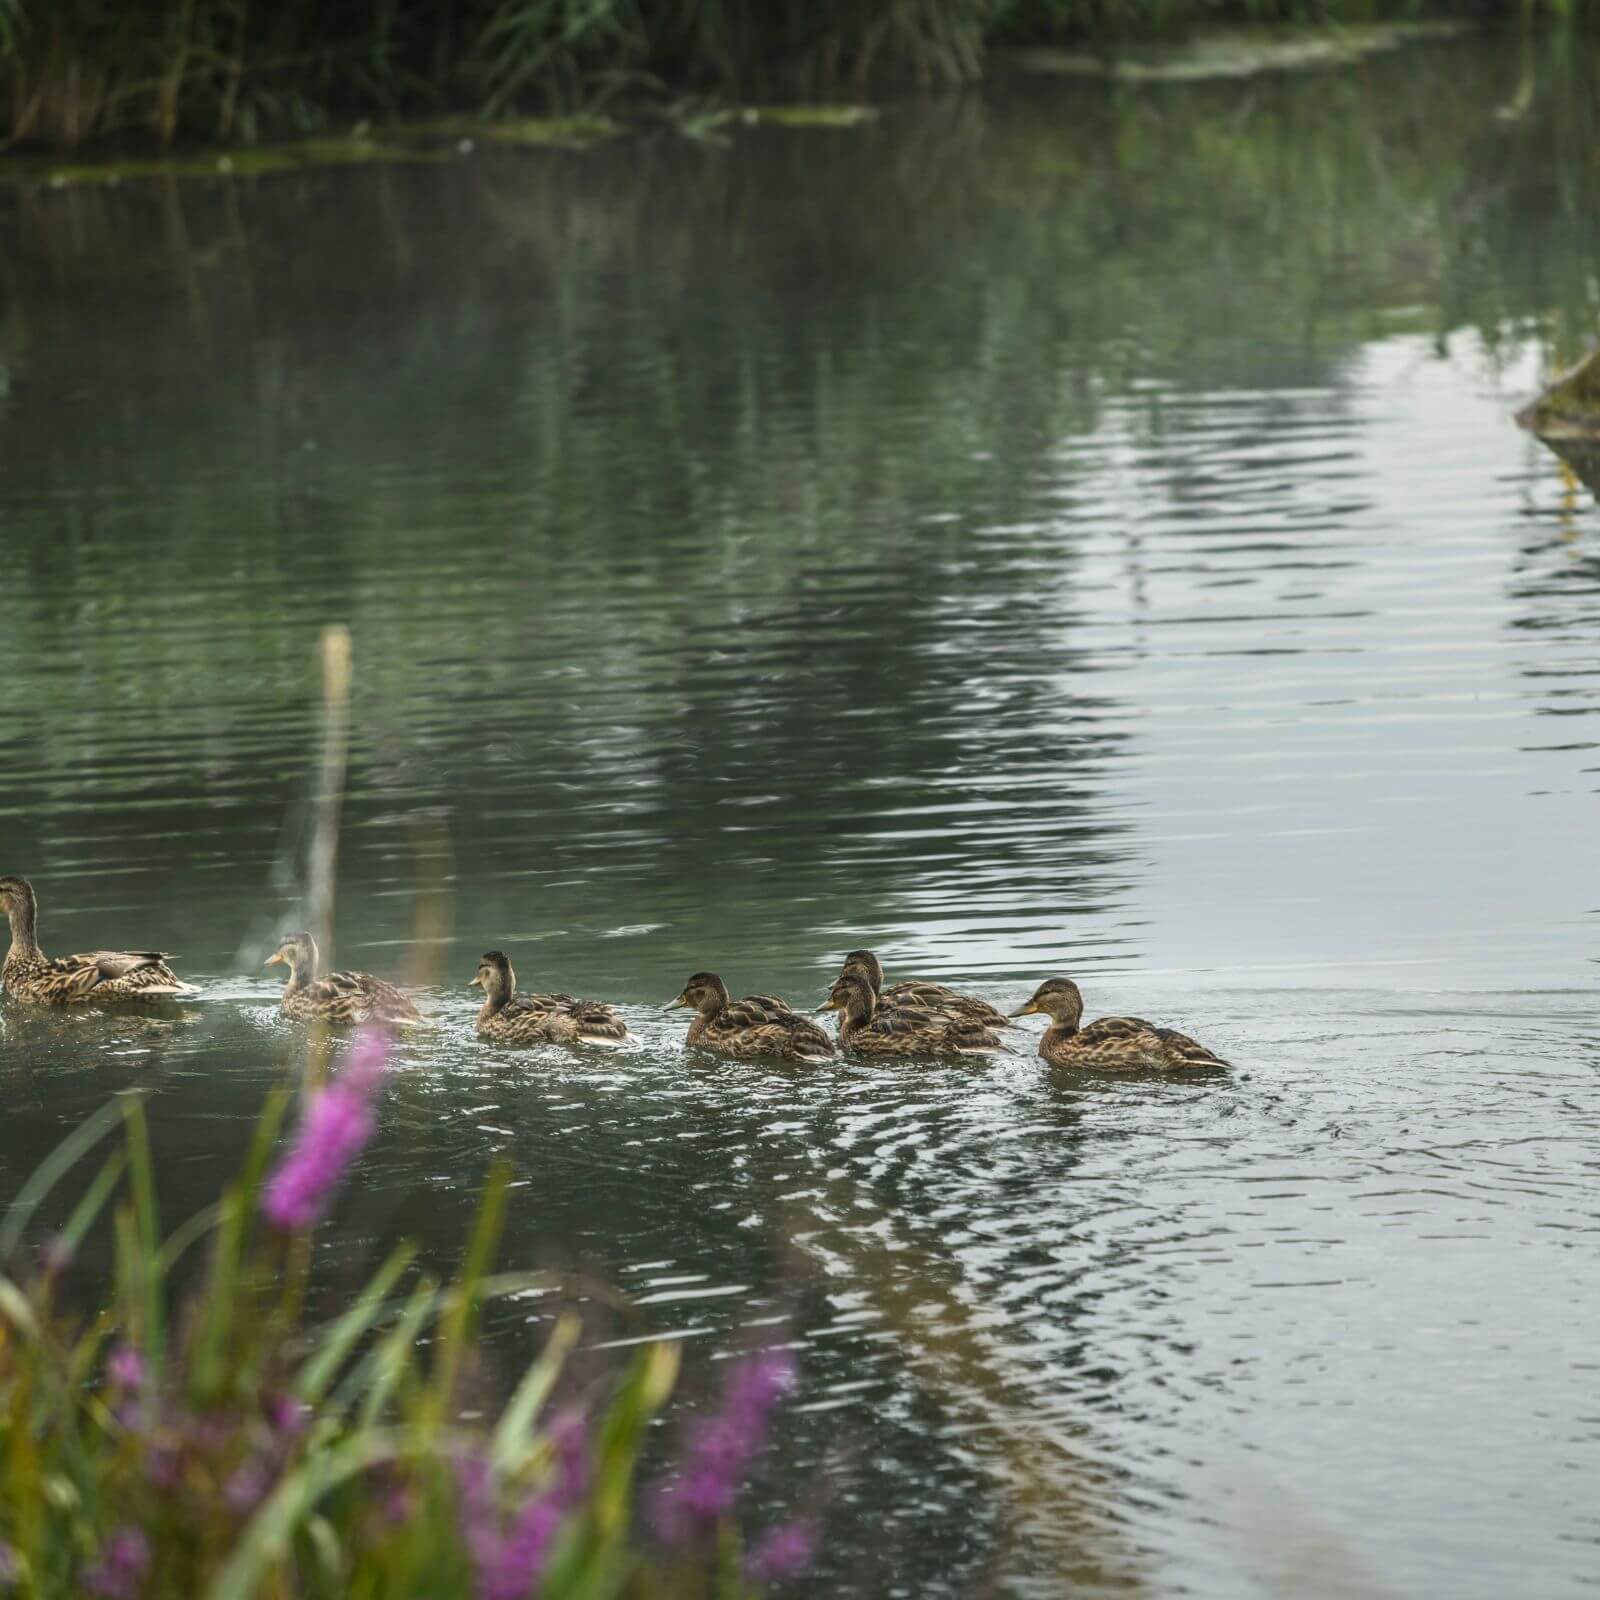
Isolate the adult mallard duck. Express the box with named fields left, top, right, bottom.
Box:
left=840, top=949, right=1014, bottom=1031
left=1010, top=979, right=1227, bottom=1071
left=820, top=971, right=1009, bottom=1058
left=266, top=931, right=421, bottom=1026
left=0, top=876, right=196, bottom=1004
left=471, top=950, right=631, bottom=1047
left=666, top=973, right=834, bottom=1062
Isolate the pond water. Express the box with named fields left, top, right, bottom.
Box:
left=3, top=30, right=1599, bottom=1598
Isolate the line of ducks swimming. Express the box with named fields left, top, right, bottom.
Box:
left=1, top=876, right=1228, bottom=1072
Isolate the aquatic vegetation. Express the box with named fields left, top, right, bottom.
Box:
left=0, top=1, right=1593, bottom=151
left=0, top=1038, right=814, bottom=1598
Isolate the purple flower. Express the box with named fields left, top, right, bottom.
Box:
left=106, top=1343, right=145, bottom=1394
left=482, top=1498, right=564, bottom=1600
left=224, top=1459, right=272, bottom=1516
left=144, top=1448, right=182, bottom=1492
left=0, top=1541, right=21, bottom=1587
left=39, top=1232, right=73, bottom=1275
left=261, top=1029, right=390, bottom=1230
left=458, top=1417, right=592, bottom=1600
left=654, top=1349, right=797, bottom=1546
left=267, top=1393, right=309, bottom=1441
left=746, top=1517, right=818, bottom=1585
left=454, top=1453, right=500, bottom=1579
left=82, top=1527, right=150, bottom=1600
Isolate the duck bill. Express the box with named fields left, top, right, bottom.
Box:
left=663, top=994, right=691, bottom=1012
left=265, top=949, right=287, bottom=968
left=816, top=997, right=842, bottom=1014
left=1008, top=1001, right=1041, bottom=1018
left=469, top=973, right=484, bottom=989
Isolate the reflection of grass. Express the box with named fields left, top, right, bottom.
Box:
left=0, top=136, right=450, bottom=188
left=1, top=38, right=1598, bottom=938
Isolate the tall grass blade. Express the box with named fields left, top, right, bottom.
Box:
left=121, top=1097, right=165, bottom=1366
left=56, top=1150, right=127, bottom=1265
left=0, top=1095, right=126, bottom=1263
left=295, top=1241, right=416, bottom=1403
left=427, top=1157, right=510, bottom=1425
left=207, top=1427, right=415, bottom=1600
left=491, top=1310, right=581, bottom=1475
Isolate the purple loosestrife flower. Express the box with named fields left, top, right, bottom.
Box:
left=144, top=1447, right=181, bottom=1492
left=654, top=1349, right=798, bottom=1546
left=224, top=1459, right=272, bottom=1516
left=267, top=1393, right=309, bottom=1441
left=458, top=1416, right=593, bottom=1600
left=82, top=1527, right=150, bottom=1600
left=455, top=1453, right=501, bottom=1580
left=746, top=1517, right=818, bottom=1586
left=106, top=1343, right=145, bottom=1394
left=262, top=1027, right=390, bottom=1230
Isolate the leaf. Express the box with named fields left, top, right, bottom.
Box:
left=191, top=1090, right=290, bottom=1401
left=122, top=1098, right=164, bottom=1367
left=0, top=1274, right=39, bottom=1339
left=57, top=1150, right=127, bottom=1263
left=0, top=1096, right=126, bottom=1263
left=296, top=1242, right=416, bottom=1403
left=155, top=1201, right=222, bottom=1278
left=492, top=1312, right=581, bottom=1477
left=355, top=1274, right=440, bottom=1429
left=426, top=1158, right=510, bottom=1426
left=207, top=1428, right=414, bottom=1600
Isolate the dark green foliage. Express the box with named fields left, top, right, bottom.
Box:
left=0, top=0, right=1594, bottom=150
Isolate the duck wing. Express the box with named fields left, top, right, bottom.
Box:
left=1152, top=1025, right=1230, bottom=1069
left=859, top=1002, right=1008, bottom=1056
left=562, top=999, right=631, bottom=1044
left=706, top=999, right=833, bottom=1060
left=500, top=990, right=629, bottom=1045
left=293, top=970, right=420, bottom=1025
left=84, top=950, right=195, bottom=996
left=883, top=980, right=1013, bottom=1029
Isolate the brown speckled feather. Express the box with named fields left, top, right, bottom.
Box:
left=1041, top=1015, right=1227, bottom=1071
left=825, top=971, right=1009, bottom=1059
left=1013, top=978, right=1228, bottom=1072
left=881, top=981, right=1014, bottom=1030
left=481, top=992, right=629, bottom=1046
left=282, top=970, right=421, bottom=1027
left=681, top=990, right=834, bottom=1061
left=838, top=951, right=1015, bottom=1030
left=3, top=949, right=196, bottom=1004
left=841, top=1002, right=1008, bottom=1058
left=693, top=1008, right=835, bottom=1061
left=3, top=876, right=196, bottom=1004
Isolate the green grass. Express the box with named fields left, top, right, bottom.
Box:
left=0, top=1073, right=813, bottom=1598
left=0, top=0, right=1595, bottom=151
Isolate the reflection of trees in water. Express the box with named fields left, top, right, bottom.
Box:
left=5, top=36, right=1600, bottom=953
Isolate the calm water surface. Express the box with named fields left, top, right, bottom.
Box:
left=3, top=33, right=1599, bottom=1598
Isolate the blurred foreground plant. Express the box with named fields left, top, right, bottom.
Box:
left=0, top=1028, right=810, bottom=1598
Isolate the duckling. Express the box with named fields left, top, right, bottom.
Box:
left=666, top=973, right=834, bottom=1062
left=840, top=949, right=1014, bottom=1031
left=471, top=950, right=630, bottom=1047
left=820, top=971, right=1009, bottom=1058
left=1, top=875, right=196, bottom=1004
left=265, top=931, right=421, bottom=1026
left=1010, top=979, right=1227, bottom=1071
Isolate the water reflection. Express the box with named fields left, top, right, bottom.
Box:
left=4, top=30, right=1600, bottom=1599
